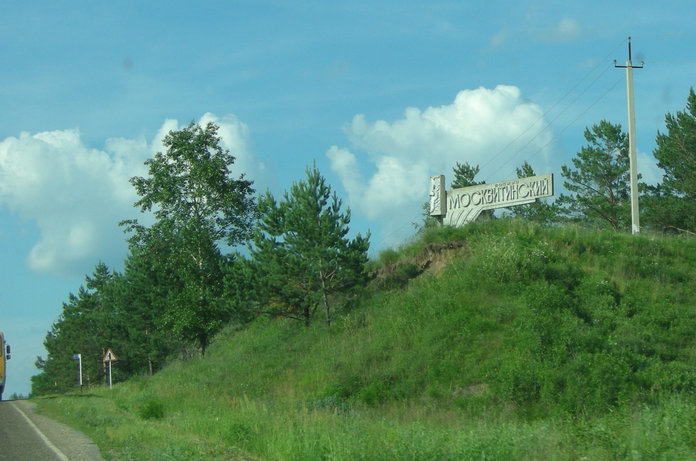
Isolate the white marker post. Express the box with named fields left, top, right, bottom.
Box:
left=72, top=353, right=82, bottom=390
left=102, top=349, right=118, bottom=389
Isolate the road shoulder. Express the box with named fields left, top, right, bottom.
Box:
left=11, top=400, right=104, bottom=461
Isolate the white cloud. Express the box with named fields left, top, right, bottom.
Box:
left=199, top=113, right=272, bottom=192
left=486, top=31, right=507, bottom=51
left=540, top=17, right=583, bottom=43
left=0, top=128, right=145, bottom=276
left=638, top=151, right=663, bottom=186
left=327, top=85, right=557, bottom=245
left=0, top=113, right=266, bottom=278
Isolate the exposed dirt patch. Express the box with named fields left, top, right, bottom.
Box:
left=372, top=240, right=467, bottom=289
left=414, top=240, right=467, bottom=277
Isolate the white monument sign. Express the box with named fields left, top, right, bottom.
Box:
left=430, top=174, right=554, bottom=226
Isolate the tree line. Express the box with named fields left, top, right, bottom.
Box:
left=31, top=88, right=696, bottom=394
left=31, top=123, right=369, bottom=394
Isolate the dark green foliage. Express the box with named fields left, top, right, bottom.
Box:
left=557, top=120, right=631, bottom=230
left=451, top=161, right=484, bottom=189
left=251, top=165, right=370, bottom=326
left=33, top=263, right=122, bottom=394
left=138, top=398, right=166, bottom=420
left=109, top=247, right=178, bottom=376
left=643, top=88, right=696, bottom=233
left=122, top=121, right=255, bottom=354
left=653, top=88, right=696, bottom=199
left=642, top=189, right=696, bottom=234
left=507, top=161, right=560, bottom=225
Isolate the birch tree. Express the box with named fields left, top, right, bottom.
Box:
left=121, top=122, right=255, bottom=354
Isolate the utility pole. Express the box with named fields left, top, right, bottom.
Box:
left=615, top=37, right=643, bottom=234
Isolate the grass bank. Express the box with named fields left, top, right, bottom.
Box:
left=37, top=219, right=696, bottom=460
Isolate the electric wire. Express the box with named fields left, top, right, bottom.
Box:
left=373, top=39, right=631, bottom=252
left=476, top=39, right=628, bottom=181
left=498, top=73, right=625, bottom=179
left=506, top=74, right=625, bottom=184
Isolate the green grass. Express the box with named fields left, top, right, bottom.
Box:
left=35, top=219, right=696, bottom=460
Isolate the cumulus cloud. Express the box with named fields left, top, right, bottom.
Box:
left=326, top=85, right=557, bottom=245
left=199, top=112, right=272, bottom=191
left=0, top=128, right=145, bottom=276
left=0, top=112, right=266, bottom=278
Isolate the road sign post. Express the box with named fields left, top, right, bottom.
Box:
left=102, top=349, right=118, bottom=389
left=72, top=353, right=82, bottom=390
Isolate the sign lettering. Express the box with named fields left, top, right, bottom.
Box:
left=430, top=174, right=554, bottom=227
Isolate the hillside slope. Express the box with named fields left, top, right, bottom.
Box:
left=38, top=219, right=696, bottom=460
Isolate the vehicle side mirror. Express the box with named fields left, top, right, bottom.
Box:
left=5, top=345, right=9, bottom=360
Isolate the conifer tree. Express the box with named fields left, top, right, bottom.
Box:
left=644, top=88, right=696, bottom=233
left=557, top=120, right=631, bottom=230
left=450, top=161, right=495, bottom=220
left=451, top=161, right=484, bottom=189
left=32, top=263, right=116, bottom=394
left=251, top=165, right=369, bottom=326
left=507, top=161, right=559, bottom=225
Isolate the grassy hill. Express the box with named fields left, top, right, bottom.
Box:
left=37, top=219, right=696, bottom=460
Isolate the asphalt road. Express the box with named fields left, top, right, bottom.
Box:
left=0, top=400, right=103, bottom=461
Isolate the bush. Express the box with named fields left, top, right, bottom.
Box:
left=138, top=398, right=166, bottom=420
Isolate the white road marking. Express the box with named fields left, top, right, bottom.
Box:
left=10, top=401, right=70, bottom=461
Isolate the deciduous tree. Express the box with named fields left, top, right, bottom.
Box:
left=121, top=121, right=255, bottom=354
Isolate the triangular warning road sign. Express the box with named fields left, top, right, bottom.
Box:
left=103, top=349, right=118, bottom=362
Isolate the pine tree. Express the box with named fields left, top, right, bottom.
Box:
left=450, top=161, right=494, bottom=220
left=451, top=161, right=484, bottom=189
left=32, top=263, right=116, bottom=394
left=557, top=120, right=631, bottom=230
left=507, top=161, right=559, bottom=225
left=644, top=88, right=696, bottom=233
left=251, top=165, right=369, bottom=326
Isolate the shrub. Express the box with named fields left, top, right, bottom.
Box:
left=138, top=398, right=166, bottom=420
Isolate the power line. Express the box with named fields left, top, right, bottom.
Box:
left=489, top=64, right=617, bottom=179
left=375, top=40, right=633, bottom=251
left=477, top=39, right=628, bottom=181
left=500, top=73, right=625, bottom=179
left=514, top=74, right=624, bottom=178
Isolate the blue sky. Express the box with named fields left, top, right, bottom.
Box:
left=1, top=1, right=694, bottom=396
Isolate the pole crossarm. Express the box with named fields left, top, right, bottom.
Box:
left=614, top=36, right=644, bottom=69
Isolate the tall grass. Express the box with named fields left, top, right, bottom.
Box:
left=37, top=219, right=696, bottom=460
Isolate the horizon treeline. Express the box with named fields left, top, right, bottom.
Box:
left=31, top=87, right=696, bottom=395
